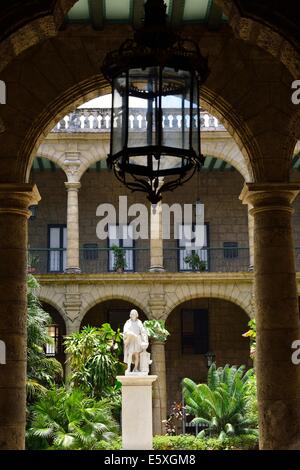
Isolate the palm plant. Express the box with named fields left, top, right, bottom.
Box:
left=64, top=324, right=125, bottom=398
left=182, top=364, right=258, bottom=440
left=27, top=275, right=63, bottom=402
left=26, top=387, right=119, bottom=450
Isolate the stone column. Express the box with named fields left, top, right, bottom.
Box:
left=241, top=182, right=300, bottom=450
left=64, top=289, right=82, bottom=378
left=64, top=182, right=81, bottom=273
left=149, top=202, right=165, bottom=272
left=151, top=340, right=167, bottom=435
left=0, top=183, right=40, bottom=450
left=247, top=204, right=254, bottom=270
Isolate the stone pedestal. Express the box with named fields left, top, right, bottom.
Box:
left=117, top=375, right=157, bottom=450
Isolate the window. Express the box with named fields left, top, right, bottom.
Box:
left=48, top=225, right=67, bottom=273
left=178, top=224, right=209, bottom=271
left=108, top=225, right=134, bottom=271
left=223, top=242, right=238, bottom=259
left=181, top=309, right=209, bottom=355
left=46, top=324, right=59, bottom=357
left=83, top=243, right=98, bottom=260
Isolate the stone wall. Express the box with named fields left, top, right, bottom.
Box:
left=29, top=167, right=250, bottom=260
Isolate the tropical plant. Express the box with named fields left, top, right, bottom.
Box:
left=143, top=319, right=170, bottom=342
left=26, top=387, right=119, bottom=450
left=27, top=275, right=63, bottom=402
left=111, top=245, right=127, bottom=272
left=163, top=402, right=186, bottom=436
left=243, top=319, right=256, bottom=358
left=244, top=374, right=258, bottom=425
left=64, top=324, right=125, bottom=398
left=182, top=364, right=258, bottom=440
left=184, top=252, right=207, bottom=271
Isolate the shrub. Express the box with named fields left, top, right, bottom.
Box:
left=153, top=434, right=258, bottom=451
left=182, top=364, right=258, bottom=440
left=26, top=387, right=119, bottom=450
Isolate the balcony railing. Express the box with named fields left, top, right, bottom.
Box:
left=52, top=108, right=225, bottom=133
left=28, top=246, right=252, bottom=274
left=28, top=247, right=300, bottom=274
left=164, top=247, right=251, bottom=273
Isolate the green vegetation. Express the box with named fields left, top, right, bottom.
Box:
left=26, top=278, right=124, bottom=450
left=97, top=435, right=258, bottom=451
left=64, top=324, right=125, bottom=399
left=184, top=252, right=207, bottom=271
left=26, top=388, right=118, bottom=450
left=111, top=245, right=127, bottom=272
left=242, top=319, right=256, bottom=358
left=182, top=364, right=258, bottom=440
left=143, top=319, right=170, bottom=342
left=27, top=275, right=63, bottom=402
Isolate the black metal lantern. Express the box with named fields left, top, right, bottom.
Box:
left=102, top=0, right=209, bottom=204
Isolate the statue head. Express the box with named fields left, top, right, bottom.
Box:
left=130, top=309, right=139, bottom=321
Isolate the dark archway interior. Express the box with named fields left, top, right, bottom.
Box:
left=165, top=297, right=251, bottom=411
left=41, top=302, right=66, bottom=371
left=81, top=299, right=147, bottom=331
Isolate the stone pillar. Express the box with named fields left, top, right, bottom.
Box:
left=0, top=183, right=40, bottom=450
left=65, top=182, right=81, bottom=273
left=247, top=204, right=254, bottom=270
left=64, top=289, right=82, bottom=378
left=151, top=340, right=167, bottom=435
left=117, top=375, right=157, bottom=450
left=149, top=203, right=164, bottom=272
left=241, top=182, right=300, bottom=450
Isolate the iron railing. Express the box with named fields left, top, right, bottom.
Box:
left=163, top=247, right=251, bottom=273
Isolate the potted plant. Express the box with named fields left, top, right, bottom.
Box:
left=184, top=252, right=207, bottom=272
left=27, top=252, right=40, bottom=274
left=111, top=245, right=127, bottom=273
left=143, top=319, right=170, bottom=342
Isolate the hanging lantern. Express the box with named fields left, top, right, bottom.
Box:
left=102, top=0, right=209, bottom=204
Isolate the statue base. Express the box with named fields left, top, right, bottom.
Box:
left=117, top=375, right=157, bottom=450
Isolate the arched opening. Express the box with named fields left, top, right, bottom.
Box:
left=81, top=299, right=147, bottom=331
left=165, top=298, right=251, bottom=411
left=41, top=302, right=67, bottom=373
left=28, top=164, right=67, bottom=274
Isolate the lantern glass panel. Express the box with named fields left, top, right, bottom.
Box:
left=161, top=68, right=191, bottom=151
left=128, top=67, right=159, bottom=149
left=111, top=74, right=127, bottom=155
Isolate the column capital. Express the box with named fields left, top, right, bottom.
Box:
left=64, top=181, right=81, bottom=191
left=240, top=183, right=300, bottom=213
left=0, top=183, right=41, bottom=218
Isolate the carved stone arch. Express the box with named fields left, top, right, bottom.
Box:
left=80, top=290, right=150, bottom=325
left=32, top=144, right=68, bottom=177
left=37, top=290, right=68, bottom=326
left=23, top=78, right=111, bottom=181
left=215, top=0, right=300, bottom=79
left=165, top=288, right=253, bottom=320
left=201, top=139, right=252, bottom=181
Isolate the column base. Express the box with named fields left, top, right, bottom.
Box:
left=149, top=265, right=165, bottom=273
left=64, top=267, right=81, bottom=274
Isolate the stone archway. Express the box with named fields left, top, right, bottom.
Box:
left=40, top=301, right=67, bottom=373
